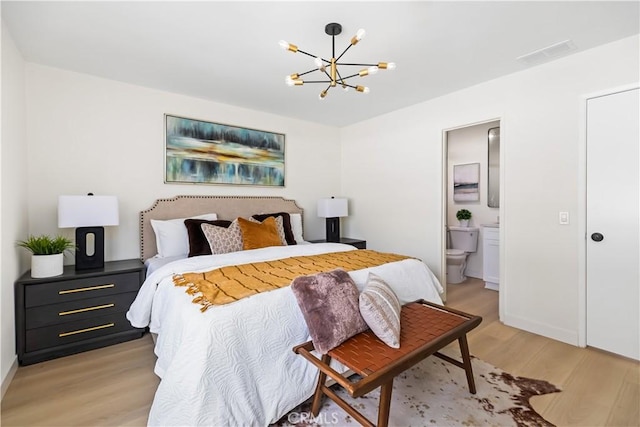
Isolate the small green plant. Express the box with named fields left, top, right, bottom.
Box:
left=456, top=209, right=472, bottom=221
left=17, top=235, right=74, bottom=255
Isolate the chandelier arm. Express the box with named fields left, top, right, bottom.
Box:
left=335, top=44, right=354, bottom=62
left=296, top=49, right=319, bottom=59
left=297, top=69, right=319, bottom=78
left=302, top=80, right=333, bottom=84
left=338, top=72, right=361, bottom=80
left=322, top=68, right=333, bottom=80
left=335, top=62, right=379, bottom=67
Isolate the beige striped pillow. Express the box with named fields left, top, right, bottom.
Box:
left=359, top=273, right=401, bottom=348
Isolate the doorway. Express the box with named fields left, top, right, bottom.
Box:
left=441, top=119, right=502, bottom=312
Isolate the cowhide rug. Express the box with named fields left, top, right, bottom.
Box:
left=276, top=355, right=561, bottom=427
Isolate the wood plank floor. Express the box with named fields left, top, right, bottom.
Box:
left=2, top=278, right=638, bottom=426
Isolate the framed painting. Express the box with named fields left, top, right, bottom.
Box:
left=453, top=163, right=480, bottom=202
left=165, top=114, right=285, bottom=186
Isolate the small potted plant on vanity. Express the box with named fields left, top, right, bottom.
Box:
left=456, top=209, right=472, bottom=227
left=17, top=235, right=74, bottom=278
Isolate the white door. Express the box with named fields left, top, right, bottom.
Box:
left=586, top=87, right=639, bottom=360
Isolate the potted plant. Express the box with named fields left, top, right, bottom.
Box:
left=17, top=235, right=74, bottom=278
left=456, top=209, right=472, bottom=227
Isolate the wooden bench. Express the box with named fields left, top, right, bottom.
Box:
left=293, top=300, right=482, bottom=427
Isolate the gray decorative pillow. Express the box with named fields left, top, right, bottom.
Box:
left=201, top=219, right=243, bottom=254
left=359, top=272, right=401, bottom=348
left=291, top=269, right=368, bottom=354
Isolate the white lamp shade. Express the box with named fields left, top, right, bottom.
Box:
left=58, top=195, right=119, bottom=228
left=317, top=198, right=348, bottom=218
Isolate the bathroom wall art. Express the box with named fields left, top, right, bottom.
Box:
left=453, top=162, right=480, bottom=202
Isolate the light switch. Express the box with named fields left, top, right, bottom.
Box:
left=559, top=211, right=569, bottom=225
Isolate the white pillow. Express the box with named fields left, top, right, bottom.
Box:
left=290, top=213, right=304, bottom=243
left=151, top=213, right=217, bottom=258
left=359, top=273, right=401, bottom=348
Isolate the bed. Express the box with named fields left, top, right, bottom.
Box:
left=126, top=195, right=444, bottom=426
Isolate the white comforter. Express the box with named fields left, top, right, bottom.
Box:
left=127, top=243, right=444, bottom=426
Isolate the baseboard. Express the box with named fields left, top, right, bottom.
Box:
left=484, top=282, right=499, bottom=291
left=503, top=313, right=579, bottom=346
left=465, top=269, right=482, bottom=279
left=1, top=356, right=18, bottom=400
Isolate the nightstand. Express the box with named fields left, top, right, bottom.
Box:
left=309, top=237, right=367, bottom=250
left=15, top=259, right=145, bottom=365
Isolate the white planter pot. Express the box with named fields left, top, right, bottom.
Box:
left=459, top=219, right=470, bottom=227
left=31, top=253, right=64, bottom=278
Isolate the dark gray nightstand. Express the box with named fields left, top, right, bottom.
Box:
left=309, top=238, right=367, bottom=250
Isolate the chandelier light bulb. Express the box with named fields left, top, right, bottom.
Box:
left=285, top=76, right=295, bottom=87
left=314, top=57, right=323, bottom=68
left=363, top=86, right=370, bottom=94
left=356, top=29, right=366, bottom=41
left=279, top=40, right=289, bottom=50
left=386, top=62, right=396, bottom=70
left=342, top=85, right=349, bottom=92
left=367, top=66, right=379, bottom=75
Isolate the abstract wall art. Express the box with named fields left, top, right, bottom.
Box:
left=165, top=114, right=285, bottom=186
left=453, top=163, right=480, bottom=202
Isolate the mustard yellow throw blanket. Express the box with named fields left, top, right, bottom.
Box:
left=173, top=250, right=411, bottom=312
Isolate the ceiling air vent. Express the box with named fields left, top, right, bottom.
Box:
left=517, top=39, right=577, bottom=65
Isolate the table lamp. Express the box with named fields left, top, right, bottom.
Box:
left=58, top=194, right=119, bottom=270
left=317, top=197, right=348, bottom=243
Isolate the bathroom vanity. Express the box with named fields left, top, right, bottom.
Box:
left=482, top=225, right=499, bottom=290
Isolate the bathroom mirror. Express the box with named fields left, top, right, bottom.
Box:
left=488, top=127, right=500, bottom=208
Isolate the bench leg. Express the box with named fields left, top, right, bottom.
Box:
left=458, top=335, right=476, bottom=394
left=377, top=379, right=394, bottom=427
left=311, top=354, right=332, bottom=416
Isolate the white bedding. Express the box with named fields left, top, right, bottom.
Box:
left=127, top=243, right=444, bottom=426
left=144, top=255, right=184, bottom=277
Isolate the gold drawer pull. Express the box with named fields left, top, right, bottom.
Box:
left=59, top=323, right=114, bottom=337
left=59, top=284, right=115, bottom=295
left=58, top=303, right=115, bottom=316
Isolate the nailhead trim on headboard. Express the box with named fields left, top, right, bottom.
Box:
left=139, top=195, right=304, bottom=261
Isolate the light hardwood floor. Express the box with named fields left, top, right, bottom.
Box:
left=2, top=279, right=638, bottom=426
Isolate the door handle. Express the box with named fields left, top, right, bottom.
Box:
left=591, top=232, right=604, bottom=242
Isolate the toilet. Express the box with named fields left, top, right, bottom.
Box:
left=446, top=226, right=479, bottom=284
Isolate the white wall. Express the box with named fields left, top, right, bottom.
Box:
left=447, top=121, right=500, bottom=279
left=25, top=64, right=342, bottom=262
left=1, top=20, right=29, bottom=395
left=341, top=35, right=640, bottom=345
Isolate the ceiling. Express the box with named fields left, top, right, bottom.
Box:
left=2, top=1, right=639, bottom=127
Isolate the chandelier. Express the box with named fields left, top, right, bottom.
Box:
left=279, top=23, right=395, bottom=100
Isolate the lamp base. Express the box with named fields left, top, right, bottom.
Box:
left=325, top=217, right=341, bottom=243
left=75, top=226, right=105, bottom=270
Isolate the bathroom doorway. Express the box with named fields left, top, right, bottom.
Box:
left=441, top=119, right=501, bottom=308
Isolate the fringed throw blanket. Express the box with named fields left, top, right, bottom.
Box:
left=173, top=250, right=412, bottom=311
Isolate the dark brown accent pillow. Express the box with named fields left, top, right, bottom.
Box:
left=291, top=269, right=368, bottom=354
left=252, top=212, right=296, bottom=245
left=184, top=219, right=232, bottom=257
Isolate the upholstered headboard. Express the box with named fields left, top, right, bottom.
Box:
left=139, top=195, right=303, bottom=261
